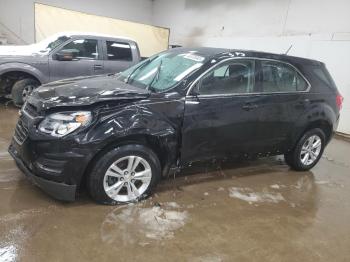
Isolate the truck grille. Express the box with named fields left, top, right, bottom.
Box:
left=14, top=118, right=29, bottom=144
left=23, top=102, right=38, bottom=118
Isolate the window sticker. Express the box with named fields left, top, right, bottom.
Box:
left=179, top=53, right=205, bottom=62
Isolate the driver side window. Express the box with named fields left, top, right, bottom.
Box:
left=197, top=60, right=255, bottom=95
left=59, top=39, right=99, bottom=60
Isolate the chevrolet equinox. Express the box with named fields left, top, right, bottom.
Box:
left=8, top=47, right=343, bottom=204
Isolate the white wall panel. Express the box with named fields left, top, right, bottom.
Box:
left=34, top=3, right=169, bottom=57
left=153, top=0, right=350, bottom=134
left=0, top=0, right=154, bottom=44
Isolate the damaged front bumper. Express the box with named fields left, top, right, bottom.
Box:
left=8, top=143, right=77, bottom=202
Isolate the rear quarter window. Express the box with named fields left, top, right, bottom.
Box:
left=308, top=65, right=337, bottom=90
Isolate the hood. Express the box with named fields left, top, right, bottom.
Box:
left=28, top=75, right=151, bottom=109
left=0, top=44, right=46, bottom=57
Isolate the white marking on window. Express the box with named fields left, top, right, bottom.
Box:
left=73, top=39, right=85, bottom=44
left=111, top=43, right=130, bottom=49
left=138, top=67, right=157, bottom=81
left=174, top=63, right=203, bottom=81
left=178, top=53, right=205, bottom=62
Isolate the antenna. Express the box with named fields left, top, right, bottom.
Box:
left=285, top=45, right=293, bottom=55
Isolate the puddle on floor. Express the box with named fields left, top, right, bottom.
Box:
left=228, top=187, right=285, bottom=204
left=101, top=202, right=189, bottom=246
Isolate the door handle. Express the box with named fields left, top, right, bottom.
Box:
left=94, top=64, right=103, bottom=70
left=242, top=103, right=258, bottom=111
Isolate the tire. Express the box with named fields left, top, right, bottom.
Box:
left=284, top=128, right=326, bottom=171
left=87, top=144, right=161, bottom=205
left=284, top=153, right=293, bottom=167
left=11, top=78, right=39, bottom=106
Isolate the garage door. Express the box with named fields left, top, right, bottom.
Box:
left=34, top=3, right=170, bottom=57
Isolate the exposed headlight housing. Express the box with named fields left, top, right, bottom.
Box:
left=39, top=111, right=92, bottom=137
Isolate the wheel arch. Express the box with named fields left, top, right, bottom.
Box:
left=0, top=69, right=43, bottom=95
left=0, top=62, right=47, bottom=89
left=80, top=133, right=177, bottom=188
left=303, top=120, right=333, bottom=143
left=1, top=70, right=41, bottom=83
left=288, top=101, right=337, bottom=152
left=290, top=119, right=333, bottom=152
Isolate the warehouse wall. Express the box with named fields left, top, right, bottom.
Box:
left=0, top=0, right=153, bottom=44
left=152, top=0, right=350, bottom=134
left=0, top=0, right=349, bottom=133
left=152, top=0, right=350, bottom=45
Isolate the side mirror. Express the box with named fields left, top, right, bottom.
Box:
left=55, top=49, right=78, bottom=61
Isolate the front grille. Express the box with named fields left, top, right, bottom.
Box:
left=23, top=102, right=38, bottom=118
left=14, top=118, right=29, bottom=144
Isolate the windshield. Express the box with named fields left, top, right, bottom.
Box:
left=117, top=51, right=206, bottom=92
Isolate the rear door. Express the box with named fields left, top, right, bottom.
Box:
left=102, top=39, right=138, bottom=74
left=49, top=38, right=104, bottom=81
left=180, top=59, right=261, bottom=163
left=252, top=60, right=310, bottom=153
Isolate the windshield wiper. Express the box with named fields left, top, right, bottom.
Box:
left=125, top=58, right=152, bottom=84
left=146, top=60, right=162, bottom=92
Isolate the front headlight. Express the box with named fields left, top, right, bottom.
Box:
left=39, top=111, right=92, bottom=137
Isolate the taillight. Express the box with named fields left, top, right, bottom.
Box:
left=336, top=93, right=344, bottom=110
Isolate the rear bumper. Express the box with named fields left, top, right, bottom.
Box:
left=8, top=143, right=77, bottom=202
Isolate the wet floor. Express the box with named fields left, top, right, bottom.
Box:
left=0, top=102, right=350, bottom=261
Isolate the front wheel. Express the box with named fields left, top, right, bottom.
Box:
left=284, top=128, right=326, bottom=171
left=11, top=78, right=40, bottom=107
left=87, top=144, right=161, bottom=205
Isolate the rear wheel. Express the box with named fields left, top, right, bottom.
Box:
left=87, top=144, right=161, bottom=205
left=284, top=128, right=325, bottom=171
left=11, top=78, right=39, bottom=107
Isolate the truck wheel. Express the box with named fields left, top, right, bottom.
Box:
left=87, top=144, right=161, bottom=205
left=284, top=128, right=326, bottom=171
left=11, top=78, right=39, bottom=106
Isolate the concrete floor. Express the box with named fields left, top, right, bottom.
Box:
left=0, top=102, right=350, bottom=262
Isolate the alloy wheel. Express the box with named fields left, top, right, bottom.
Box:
left=22, top=85, right=34, bottom=102
left=103, top=155, right=152, bottom=202
left=300, top=135, right=322, bottom=166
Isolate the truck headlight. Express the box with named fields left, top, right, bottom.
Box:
left=39, top=111, right=92, bottom=137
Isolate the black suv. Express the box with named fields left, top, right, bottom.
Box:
left=8, top=47, right=343, bottom=204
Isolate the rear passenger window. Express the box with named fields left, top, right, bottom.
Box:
left=261, top=61, right=308, bottom=92
left=106, top=41, right=132, bottom=61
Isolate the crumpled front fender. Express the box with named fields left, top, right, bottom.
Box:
left=83, top=101, right=184, bottom=171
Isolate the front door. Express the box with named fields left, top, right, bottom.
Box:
left=180, top=59, right=260, bottom=164
left=49, top=38, right=104, bottom=81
